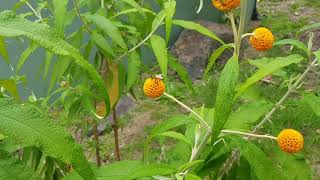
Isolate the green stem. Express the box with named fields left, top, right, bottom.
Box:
left=252, top=59, right=318, bottom=132
left=115, top=15, right=165, bottom=62
left=227, top=12, right=237, bottom=44
left=26, top=2, right=42, bottom=20
left=101, top=0, right=105, bottom=9
left=235, top=0, right=248, bottom=55
left=221, top=130, right=277, bottom=140
left=163, top=93, right=212, bottom=132
left=72, top=0, right=91, bottom=32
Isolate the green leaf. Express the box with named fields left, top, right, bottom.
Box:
left=0, top=10, right=110, bottom=117
left=168, top=55, right=194, bottom=91
left=150, top=35, right=168, bottom=84
left=43, top=52, right=52, bottom=79
left=164, top=0, right=176, bottom=43
left=91, top=31, right=114, bottom=56
left=145, top=115, right=196, bottom=160
left=173, top=20, right=225, bottom=45
left=157, top=131, right=192, bottom=146
left=48, top=57, right=72, bottom=93
left=0, top=79, right=20, bottom=101
left=224, top=101, right=273, bottom=131
left=127, top=51, right=141, bottom=90
left=236, top=54, right=304, bottom=97
left=96, top=160, right=142, bottom=180
left=274, top=39, right=310, bottom=56
left=0, top=98, right=95, bottom=180
left=268, top=148, right=311, bottom=180
left=0, top=149, right=39, bottom=180
left=95, top=160, right=176, bottom=179
left=53, top=0, right=68, bottom=37
left=151, top=115, right=197, bottom=136
left=127, top=164, right=177, bottom=179
left=313, top=50, right=320, bottom=64
left=227, top=136, right=285, bottom=180
left=178, top=160, right=204, bottom=172
left=16, top=41, right=37, bottom=73
left=186, top=174, right=202, bottom=180
left=203, top=43, right=233, bottom=79
left=111, top=8, right=156, bottom=19
left=121, top=0, right=146, bottom=17
left=212, top=55, right=239, bottom=141
left=299, top=22, right=320, bottom=32
left=0, top=36, right=9, bottom=64
left=302, top=92, right=320, bottom=116
left=86, top=14, right=127, bottom=50
left=152, top=10, right=165, bottom=30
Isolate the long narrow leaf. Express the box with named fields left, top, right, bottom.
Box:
left=16, top=41, right=37, bottom=73
left=168, top=55, right=193, bottom=91
left=173, top=20, right=225, bottom=45
left=127, top=51, right=141, bottom=90
left=203, top=43, right=233, bottom=79
left=212, top=55, right=239, bottom=141
left=91, top=31, right=114, bottom=56
left=86, top=14, right=127, bottom=50
left=53, top=0, right=68, bottom=37
left=0, top=10, right=110, bottom=117
left=0, top=36, right=9, bottom=64
left=0, top=149, right=39, bottom=180
left=236, top=54, right=304, bottom=97
left=274, top=39, right=310, bottom=56
left=0, top=98, right=95, bottom=180
left=150, top=35, right=168, bottom=84
left=164, top=0, right=176, bottom=43
left=227, top=136, right=285, bottom=180
left=0, top=79, right=20, bottom=101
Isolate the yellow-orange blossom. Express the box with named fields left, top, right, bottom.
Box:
left=143, top=78, right=165, bottom=98
left=277, top=129, right=304, bottom=153
left=249, top=27, right=274, bottom=51
left=212, top=0, right=240, bottom=11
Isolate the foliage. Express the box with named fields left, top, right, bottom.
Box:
left=0, top=0, right=318, bottom=179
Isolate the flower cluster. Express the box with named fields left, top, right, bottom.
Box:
left=212, top=0, right=240, bottom=12
left=277, top=129, right=304, bottom=153
left=143, top=77, right=165, bottom=98
left=249, top=27, right=274, bottom=51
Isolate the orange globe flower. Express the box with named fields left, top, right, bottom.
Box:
left=249, top=27, right=274, bottom=51
left=277, top=129, right=304, bottom=153
left=212, top=0, right=240, bottom=12
left=143, top=77, right=165, bottom=99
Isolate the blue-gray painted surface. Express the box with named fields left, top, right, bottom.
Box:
left=0, top=0, right=255, bottom=99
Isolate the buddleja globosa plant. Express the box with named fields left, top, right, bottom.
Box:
left=0, top=0, right=318, bottom=179
left=141, top=0, right=318, bottom=179
left=0, top=0, right=231, bottom=179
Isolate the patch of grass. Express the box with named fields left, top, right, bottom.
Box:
left=261, top=13, right=309, bottom=39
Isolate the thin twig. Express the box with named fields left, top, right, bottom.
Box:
left=92, top=119, right=101, bottom=166
left=112, top=109, right=121, bottom=161
left=252, top=59, right=317, bottom=133
left=72, top=0, right=91, bottom=32
left=221, top=130, right=277, bottom=140
left=114, top=15, right=165, bottom=63
left=26, top=2, right=42, bottom=20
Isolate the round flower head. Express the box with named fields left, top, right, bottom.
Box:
left=143, top=77, right=165, bottom=99
left=277, top=129, right=304, bottom=153
left=212, top=0, right=240, bottom=12
left=249, top=27, right=274, bottom=51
